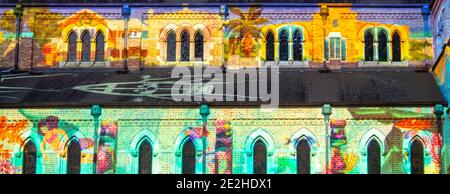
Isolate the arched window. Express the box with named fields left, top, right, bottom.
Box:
left=67, top=140, right=81, bottom=174
left=95, top=31, right=105, bottom=62
left=81, top=30, right=91, bottom=62
left=181, top=30, right=190, bottom=62
left=253, top=140, right=267, bottom=174
left=367, top=139, right=381, bottom=174
left=392, top=32, right=401, bottom=62
left=293, top=29, right=303, bottom=61
left=167, top=30, right=176, bottom=62
left=279, top=29, right=289, bottom=61
left=377, top=30, right=388, bottom=61
left=194, top=31, right=204, bottom=61
left=364, top=30, right=374, bottom=61
left=67, top=31, right=77, bottom=62
left=138, top=139, right=153, bottom=174
left=410, top=140, right=424, bottom=174
left=23, top=141, right=37, bottom=174
left=296, top=139, right=310, bottom=174
left=265, top=31, right=274, bottom=61
left=182, top=139, right=196, bottom=174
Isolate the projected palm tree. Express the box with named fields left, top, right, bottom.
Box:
left=226, top=6, right=268, bottom=57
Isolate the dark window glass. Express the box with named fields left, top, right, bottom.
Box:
left=67, top=140, right=81, bottom=174
left=266, top=31, right=274, bottom=61
left=367, top=139, right=381, bottom=174
left=296, top=139, right=310, bottom=174
left=23, top=141, right=37, bottom=174
left=378, top=31, right=388, bottom=61
left=95, top=31, right=105, bottom=62
left=182, top=139, right=196, bottom=174
left=293, top=29, right=303, bottom=61
left=194, top=31, right=203, bottom=61
left=138, top=139, right=153, bottom=174
left=181, top=30, right=190, bottom=61
left=392, top=32, right=401, bottom=62
left=279, top=30, right=289, bottom=61
left=81, top=30, right=91, bottom=62
left=253, top=140, right=267, bottom=174
left=411, top=140, right=424, bottom=174
left=364, top=30, right=374, bottom=61
left=167, top=30, right=176, bottom=62
left=68, top=31, right=77, bottom=62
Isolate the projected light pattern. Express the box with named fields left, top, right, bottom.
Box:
left=0, top=107, right=443, bottom=174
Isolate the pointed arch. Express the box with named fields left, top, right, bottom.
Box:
left=95, top=30, right=105, bottom=62
left=288, top=129, right=319, bottom=174
left=129, top=129, right=161, bottom=174
left=377, top=29, right=388, bottom=61
left=410, top=138, right=424, bottom=174
left=367, top=138, right=381, bottom=174
left=244, top=128, right=275, bottom=174
left=296, top=139, right=310, bottom=174
left=167, top=30, right=176, bottom=62
left=180, top=30, right=190, bottom=61
left=279, top=29, right=289, bottom=61
left=364, top=29, right=374, bottom=61
left=81, top=30, right=91, bottom=62
left=67, top=30, right=77, bottom=62
left=22, top=140, right=37, bottom=174
left=253, top=139, right=267, bottom=174
left=138, top=139, right=152, bottom=174
left=194, top=30, right=204, bottom=61
left=182, top=139, right=196, bottom=174
left=359, top=129, right=386, bottom=174
left=392, top=31, right=401, bottom=62
left=265, top=30, right=275, bottom=61
left=292, top=29, right=303, bottom=61
left=174, top=130, right=204, bottom=174
left=14, top=130, right=44, bottom=174
left=67, top=139, right=81, bottom=174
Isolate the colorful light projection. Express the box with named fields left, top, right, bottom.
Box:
left=214, top=119, right=232, bottom=174
left=0, top=5, right=432, bottom=68
left=97, top=121, right=118, bottom=174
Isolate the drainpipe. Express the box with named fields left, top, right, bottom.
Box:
left=117, top=4, right=131, bottom=74
left=320, top=5, right=329, bottom=70
left=322, top=104, right=332, bottom=174
left=434, top=104, right=444, bottom=174
left=11, top=4, right=24, bottom=74
left=422, top=5, right=431, bottom=69
left=91, top=105, right=102, bottom=174
left=199, top=104, right=211, bottom=174
left=220, top=5, right=228, bottom=72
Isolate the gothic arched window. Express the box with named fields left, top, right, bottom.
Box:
left=392, top=32, right=401, bottom=62
left=293, top=29, right=303, bottom=61
left=23, top=141, right=37, bottom=174
left=138, top=139, right=153, bottom=174
left=266, top=31, right=274, bottom=61
left=367, top=139, right=381, bottom=174
left=95, top=31, right=105, bottom=62
left=378, top=30, right=388, bottom=61
left=279, top=29, right=289, bottom=61
left=411, top=140, right=424, bottom=174
left=194, top=31, right=204, bottom=61
left=181, top=30, right=190, bottom=61
left=182, top=139, right=196, bottom=174
left=296, top=139, right=310, bottom=174
left=67, top=31, right=77, bottom=62
left=364, top=30, right=374, bottom=61
left=81, top=30, right=91, bottom=62
left=167, top=30, right=176, bottom=62
left=67, top=140, right=81, bottom=174
left=253, top=140, right=267, bottom=174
